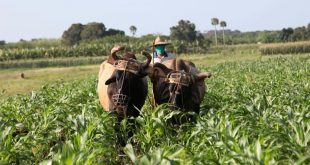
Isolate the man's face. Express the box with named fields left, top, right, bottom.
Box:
left=155, top=45, right=165, bottom=55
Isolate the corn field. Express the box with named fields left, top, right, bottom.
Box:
left=0, top=45, right=109, bottom=61
left=0, top=36, right=211, bottom=62
left=0, top=56, right=309, bottom=164
left=260, top=41, right=310, bottom=55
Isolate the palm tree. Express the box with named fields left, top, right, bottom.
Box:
left=211, top=18, right=219, bottom=46
left=220, top=21, right=227, bottom=45
left=129, top=25, right=137, bottom=36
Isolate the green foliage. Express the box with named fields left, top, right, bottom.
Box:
left=80, top=22, right=106, bottom=41
left=129, top=26, right=137, bottom=36
left=0, top=77, right=123, bottom=164
left=170, top=20, right=202, bottom=43
left=61, top=22, right=125, bottom=46
left=279, top=28, right=294, bottom=42
left=0, top=39, right=61, bottom=49
left=260, top=41, right=310, bottom=55
left=205, top=22, right=310, bottom=45
left=211, top=18, right=219, bottom=25
left=61, top=23, right=84, bottom=46
left=0, top=40, right=6, bottom=46
left=105, top=28, right=125, bottom=36
left=0, top=45, right=109, bottom=61
left=1, top=34, right=207, bottom=61
left=1, top=55, right=309, bottom=164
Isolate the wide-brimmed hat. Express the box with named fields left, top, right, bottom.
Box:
left=151, top=36, right=170, bottom=47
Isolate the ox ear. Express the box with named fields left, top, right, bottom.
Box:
left=105, top=75, right=117, bottom=85
left=195, top=72, right=212, bottom=81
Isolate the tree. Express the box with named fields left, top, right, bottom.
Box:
left=61, top=23, right=84, bottom=46
left=307, top=23, right=310, bottom=39
left=279, top=28, right=294, bottom=42
left=80, top=22, right=106, bottom=40
left=257, top=31, right=279, bottom=43
left=0, top=40, right=5, bottom=46
left=211, top=18, right=219, bottom=46
left=170, top=20, right=199, bottom=42
left=292, top=26, right=307, bottom=41
left=220, top=21, right=227, bottom=45
left=129, top=26, right=137, bottom=36
left=105, top=28, right=125, bottom=36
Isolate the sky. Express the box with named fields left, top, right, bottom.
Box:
left=1, top=0, right=309, bottom=42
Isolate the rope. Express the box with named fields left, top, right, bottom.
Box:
left=118, top=60, right=128, bottom=94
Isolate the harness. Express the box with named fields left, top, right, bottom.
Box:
left=165, top=71, right=194, bottom=106
left=114, top=59, right=141, bottom=75
left=111, top=59, right=142, bottom=117
left=166, top=71, right=192, bottom=87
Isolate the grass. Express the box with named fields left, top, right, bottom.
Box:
left=0, top=65, right=99, bottom=100
left=0, top=56, right=105, bottom=69
left=0, top=54, right=309, bottom=164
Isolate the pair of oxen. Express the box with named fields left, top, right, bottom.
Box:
left=98, top=46, right=211, bottom=120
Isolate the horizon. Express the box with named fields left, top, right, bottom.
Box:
left=1, top=0, right=309, bottom=42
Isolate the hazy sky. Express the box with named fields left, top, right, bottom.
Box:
left=1, top=0, right=309, bottom=42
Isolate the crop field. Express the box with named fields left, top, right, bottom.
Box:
left=1, top=53, right=304, bottom=100
left=0, top=54, right=309, bottom=164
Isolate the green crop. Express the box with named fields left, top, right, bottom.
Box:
left=0, top=55, right=309, bottom=164
left=260, top=41, right=310, bottom=55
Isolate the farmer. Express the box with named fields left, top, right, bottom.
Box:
left=151, top=36, right=174, bottom=64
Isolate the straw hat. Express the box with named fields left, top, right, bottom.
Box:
left=152, top=36, right=170, bottom=47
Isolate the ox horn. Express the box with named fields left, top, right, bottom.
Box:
left=141, top=51, right=152, bottom=68
left=108, top=46, right=124, bottom=63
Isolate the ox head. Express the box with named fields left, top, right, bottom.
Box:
left=150, top=62, right=212, bottom=111
left=167, top=71, right=211, bottom=110
left=105, top=46, right=151, bottom=118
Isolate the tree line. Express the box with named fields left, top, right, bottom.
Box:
left=1, top=20, right=310, bottom=49
left=61, top=20, right=206, bottom=46
left=204, top=23, right=310, bottom=44
left=61, top=22, right=125, bottom=45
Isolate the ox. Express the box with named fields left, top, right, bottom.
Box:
left=149, top=58, right=211, bottom=113
left=97, top=46, right=151, bottom=119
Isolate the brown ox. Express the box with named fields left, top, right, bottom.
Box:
left=149, top=58, right=211, bottom=113
left=97, top=46, right=151, bottom=119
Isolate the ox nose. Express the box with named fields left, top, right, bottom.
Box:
left=112, top=93, right=130, bottom=117
left=112, top=93, right=130, bottom=106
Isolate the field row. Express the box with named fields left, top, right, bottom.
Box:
left=260, top=41, right=310, bottom=55
left=0, top=56, right=105, bottom=69
left=0, top=38, right=209, bottom=61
